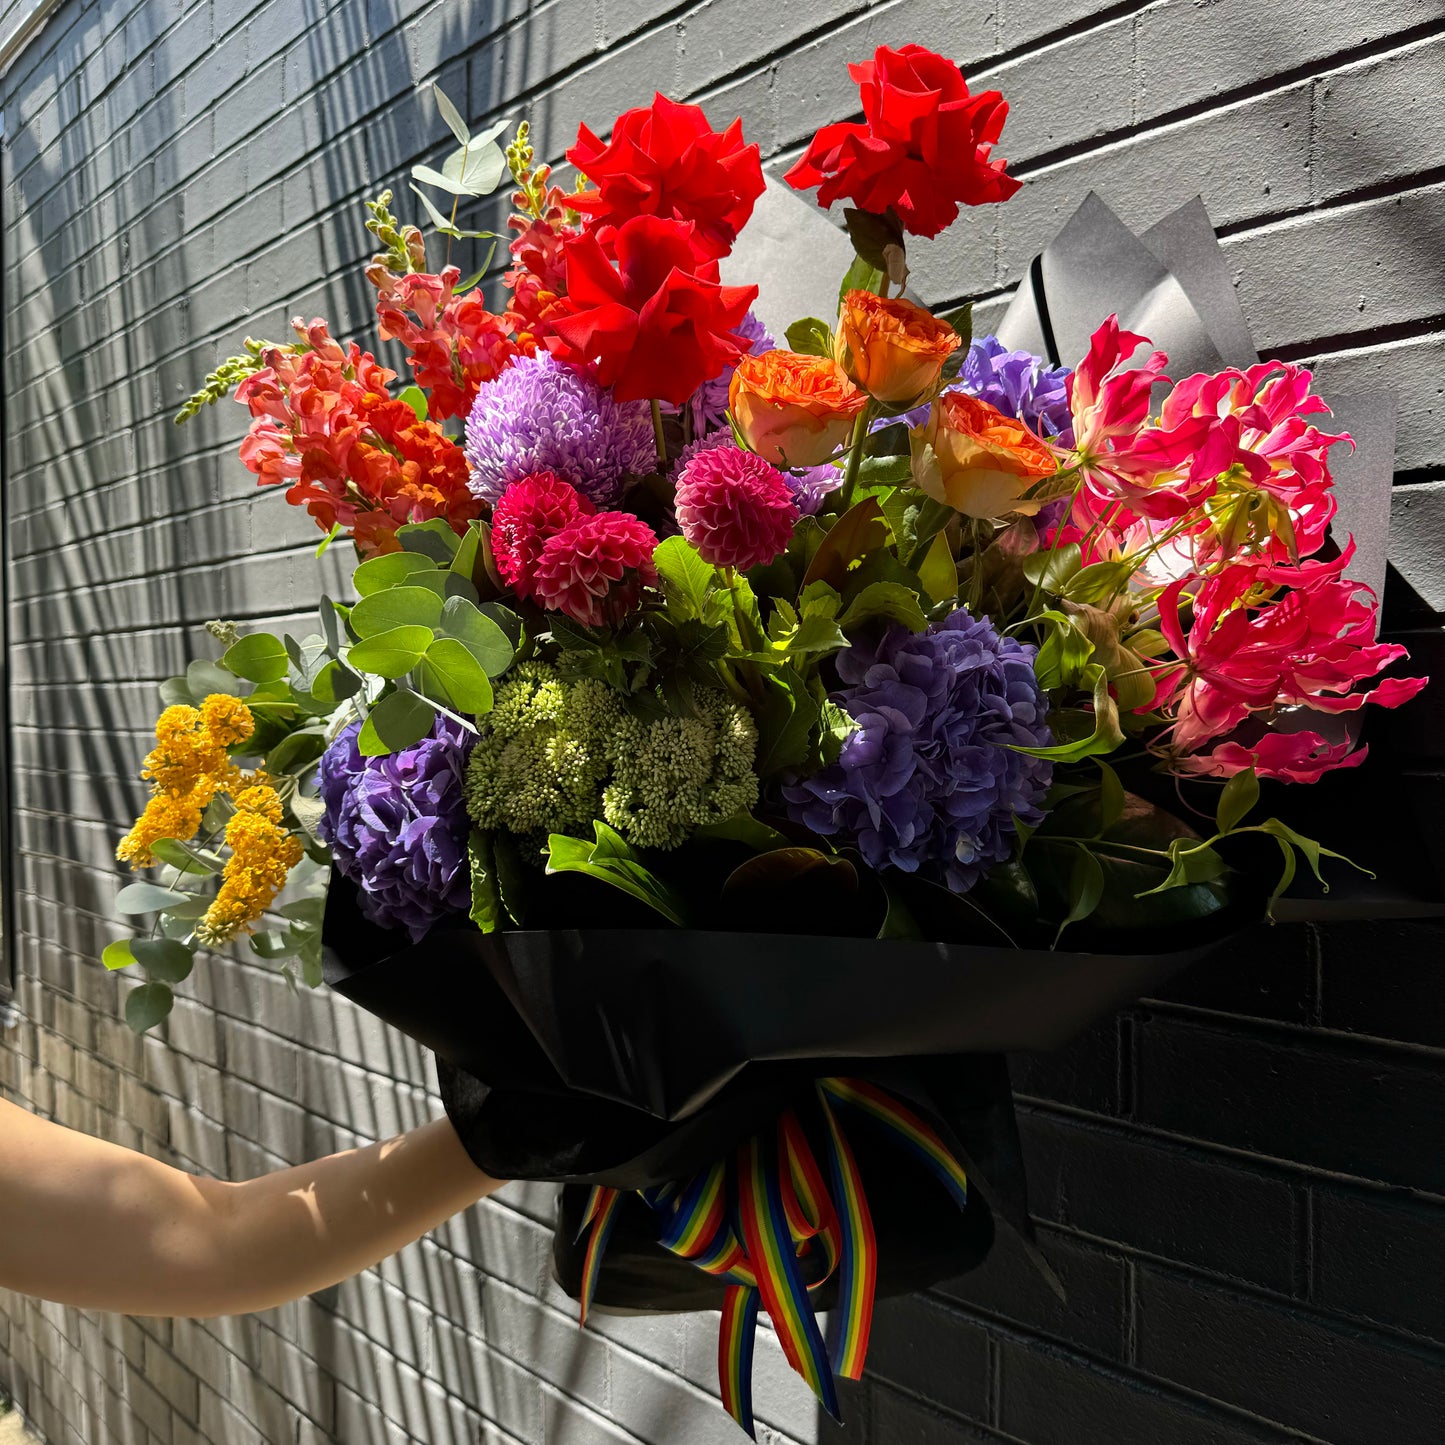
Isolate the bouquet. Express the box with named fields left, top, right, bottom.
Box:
left=108, top=42, right=1427, bottom=1435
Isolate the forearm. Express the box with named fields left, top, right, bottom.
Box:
left=0, top=1099, right=500, bottom=1316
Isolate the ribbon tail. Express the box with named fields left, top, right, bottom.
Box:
left=578, top=1185, right=622, bottom=1327
left=719, top=1285, right=759, bottom=1439
left=817, top=1086, right=878, bottom=1381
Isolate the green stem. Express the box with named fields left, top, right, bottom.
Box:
left=837, top=408, right=871, bottom=512
left=1023, top=473, right=1087, bottom=622
left=651, top=399, right=667, bottom=470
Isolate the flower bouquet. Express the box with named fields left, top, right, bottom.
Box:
left=108, top=43, right=1427, bottom=1434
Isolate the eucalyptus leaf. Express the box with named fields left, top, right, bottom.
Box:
left=125, top=982, right=174, bottom=1033
left=312, top=659, right=363, bottom=703
left=159, top=676, right=193, bottom=707
left=420, top=637, right=495, bottom=713
left=115, top=882, right=193, bottom=914
left=351, top=586, right=445, bottom=638
left=353, top=551, right=439, bottom=596
left=102, top=939, right=137, bottom=971
left=149, top=838, right=223, bottom=875
left=133, top=938, right=195, bottom=984
left=348, top=625, right=435, bottom=679
left=432, top=83, right=470, bottom=145
left=439, top=596, right=513, bottom=676
left=396, top=518, right=461, bottom=562
left=358, top=690, right=436, bottom=756
left=186, top=659, right=235, bottom=701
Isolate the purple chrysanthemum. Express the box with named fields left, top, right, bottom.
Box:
left=883, top=335, right=1075, bottom=444
left=672, top=429, right=840, bottom=518
left=783, top=609, right=1053, bottom=893
left=668, top=310, right=775, bottom=437
left=464, top=352, right=656, bottom=507
left=318, top=717, right=474, bottom=941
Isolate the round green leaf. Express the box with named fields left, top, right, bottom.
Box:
left=133, top=938, right=195, bottom=984
left=421, top=637, right=494, bottom=714
left=149, top=838, right=223, bottom=874
left=348, top=625, right=434, bottom=679
left=351, top=586, right=445, bottom=638
left=186, top=659, right=235, bottom=701
left=266, top=728, right=329, bottom=775
left=115, top=882, right=193, bottom=914
left=125, top=982, right=174, bottom=1034
left=439, top=596, right=513, bottom=676
left=224, top=633, right=290, bottom=684
left=102, top=939, right=137, bottom=971
left=358, top=691, right=436, bottom=756
left=312, top=659, right=363, bottom=703
left=352, top=550, right=441, bottom=596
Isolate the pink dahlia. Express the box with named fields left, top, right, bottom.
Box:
left=674, top=446, right=799, bottom=571
left=532, top=512, right=660, bottom=627
left=490, top=472, right=594, bottom=600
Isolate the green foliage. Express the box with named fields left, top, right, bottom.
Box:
left=173, top=338, right=274, bottom=424
left=785, top=317, right=835, bottom=359
left=409, top=85, right=512, bottom=244
left=546, top=823, right=690, bottom=926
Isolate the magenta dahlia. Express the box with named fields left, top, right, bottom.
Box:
left=532, top=511, right=660, bottom=627
left=491, top=471, right=594, bottom=600
left=674, top=445, right=799, bottom=571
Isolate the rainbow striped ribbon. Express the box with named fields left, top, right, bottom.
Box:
left=575, top=1077, right=969, bottom=1439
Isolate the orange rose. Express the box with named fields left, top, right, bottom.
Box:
left=835, top=290, right=960, bottom=404
left=910, top=391, right=1058, bottom=518
left=728, top=350, right=867, bottom=467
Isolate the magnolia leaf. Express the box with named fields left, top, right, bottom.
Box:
left=785, top=317, right=834, bottom=359
left=1063, top=558, right=1135, bottom=606
left=546, top=823, right=689, bottom=926
left=1216, top=767, right=1260, bottom=834
left=1021, top=543, right=1083, bottom=595
left=348, top=625, right=435, bottom=679
left=358, top=690, right=435, bottom=756
left=125, top=982, right=174, bottom=1034
left=350, top=586, right=445, bottom=638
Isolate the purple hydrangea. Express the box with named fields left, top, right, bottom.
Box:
left=668, top=310, right=775, bottom=437
left=884, top=335, right=1075, bottom=444
left=464, top=352, right=656, bottom=507
left=318, top=717, right=474, bottom=941
left=783, top=609, right=1054, bottom=894
left=672, top=428, right=840, bottom=518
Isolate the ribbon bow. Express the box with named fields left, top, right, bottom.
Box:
left=576, top=1077, right=970, bottom=1437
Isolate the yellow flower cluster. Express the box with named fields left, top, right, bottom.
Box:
left=117, top=695, right=254, bottom=866
left=196, top=781, right=304, bottom=946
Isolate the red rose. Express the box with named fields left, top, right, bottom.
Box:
left=784, top=44, right=1021, bottom=238
left=566, top=93, right=765, bottom=260
left=547, top=215, right=758, bottom=406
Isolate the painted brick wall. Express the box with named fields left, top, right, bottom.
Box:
left=1, top=2, right=1442, bottom=1444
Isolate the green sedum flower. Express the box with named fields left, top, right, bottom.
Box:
left=465, top=663, right=621, bottom=840
left=464, top=663, right=760, bottom=851
left=602, top=690, right=759, bottom=849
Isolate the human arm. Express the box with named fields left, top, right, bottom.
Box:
left=0, top=1096, right=501, bottom=1316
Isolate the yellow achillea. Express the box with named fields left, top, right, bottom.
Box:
left=195, top=781, right=304, bottom=946
left=117, top=695, right=254, bottom=866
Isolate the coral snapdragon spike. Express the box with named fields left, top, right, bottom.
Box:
left=785, top=44, right=1020, bottom=237
left=566, top=92, right=765, bottom=261
left=547, top=215, right=758, bottom=405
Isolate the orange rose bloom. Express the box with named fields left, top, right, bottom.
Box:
left=835, top=290, right=960, bottom=404
left=728, top=350, right=867, bottom=468
left=910, top=390, right=1058, bottom=518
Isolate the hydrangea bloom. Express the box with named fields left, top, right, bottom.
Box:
left=887, top=335, right=1074, bottom=443
left=318, top=718, right=474, bottom=940
left=464, top=351, right=655, bottom=507
left=784, top=609, right=1053, bottom=892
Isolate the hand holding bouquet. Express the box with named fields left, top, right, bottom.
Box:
left=109, top=43, right=1426, bottom=1434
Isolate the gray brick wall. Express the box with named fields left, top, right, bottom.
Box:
left=1, top=2, right=1443, bottom=1443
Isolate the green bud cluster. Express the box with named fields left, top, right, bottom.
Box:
left=173, top=339, right=271, bottom=425
left=465, top=663, right=760, bottom=851
left=364, top=190, right=426, bottom=275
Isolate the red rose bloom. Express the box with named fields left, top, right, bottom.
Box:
left=784, top=44, right=1021, bottom=238
left=490, top=471, right=595, bottom=600
left=531, top=511, right=660, bottom=628
left=566, top=94, right=764, bottom=261
left=547, top=215, right=758, bottom=406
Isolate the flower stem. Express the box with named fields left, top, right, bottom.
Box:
left=651, top=399, right=668, bottom=470
left=837, top=408, right=871, bottom=512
